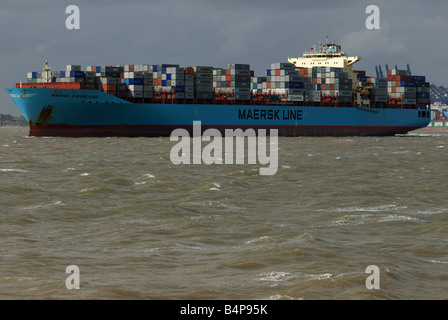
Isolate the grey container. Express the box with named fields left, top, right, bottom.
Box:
left=235, top=93, right=251, bottom=100
left=195, top=73, right=213, bottom=79
left=193, top=66, right=213, bottom=73
left=196, top=85, right=214, bottom=92
left=226, top=63, right=250, bottom=70
left=196, top=92, right=214, bottom=99
left=375, top=96, right=388, bottom=102
left=195, top=79, right=213, bottom=86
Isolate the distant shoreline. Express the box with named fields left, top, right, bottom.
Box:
left=0, top=114, right=27, bottom=126
left=0, top=125, right=27, bottom=128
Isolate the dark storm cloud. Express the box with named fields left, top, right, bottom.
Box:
left=1, top=0, right=447, bottom=115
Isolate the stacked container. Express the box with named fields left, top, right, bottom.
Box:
left=251, top=76, right=267, bottom=94
left=213, top=68, right=225, bottom=91
left=184, top=67, right=195, bottom=99
left=373, top=78, right=387, bottom=103
left=225, top=64, right=251, bottom=100
left=414, top=76, right=430, bottom=107
left=311, top=67, right=352, bottom=103
left=213, top=65, right=251, bottom=100
left=262, top=63, right=315, bottom=102
left=123, top=71, right=143, bottom=98
left=358, top=76, right=388, bottom=103
left=152, top=65, right=183, bottom=99
left=194, top=66, right=214, bottom=100
left=142, top=72, right=154, bottom=98
left=386, top=69, right=427, bottom=105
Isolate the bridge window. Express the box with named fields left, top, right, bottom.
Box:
left=418, top=111, right=430, bottom=118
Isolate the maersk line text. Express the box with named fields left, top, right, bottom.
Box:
left=238, top=108, right=302, bottom=120
left=170, top=121, right=278, bottom=176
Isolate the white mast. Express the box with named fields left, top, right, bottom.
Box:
left=43, top=58, right=51, bottom=83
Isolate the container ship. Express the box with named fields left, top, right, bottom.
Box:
left=426, top=102, right=448, bottom=129
left=6, top=38, right=431, bottom=137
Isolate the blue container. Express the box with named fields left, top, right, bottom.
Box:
left=253, top=83, right=258, bottom=89
left=162, top=67, right=167, bottom=74
left=221, top=81, right=226, bottom=87
left=284, top=82, right=289, bottom=89
left=289, top=82, right=304, bottom=89
left=417, top=82, right=430, bottom=88
left=266, top=69, right=271, bottom=76
left=171, top=86, right=185, bottom=93
left=412, top=75, right=426, bottom=82
left=166, top=74, right=171, bottom=80
left=321, top=78, right=326, bottom=84
left=124, top=79, right=130, bottom=85
left=401, top=81, right=417, bottom=87
left=317, top=84, right=321, bottom=90
left=279, top=62, right=294, bottom=69
left=32, top=72, right=37, bottom=78
left=162, top=80, right=167, bottom=86
left=417, top=92, right=430, bottom=98
left=69, top=71, right=85, bottom=78
left=153, top=65, right=158, bottom=72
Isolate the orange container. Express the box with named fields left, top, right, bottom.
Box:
left=102, top=84, right=117, bottom=91
left=16, top=82, right=82, bottom=89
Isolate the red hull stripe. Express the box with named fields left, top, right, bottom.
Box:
left=28, top=124, right=420, bottom=137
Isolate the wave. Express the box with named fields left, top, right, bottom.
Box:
left=209, top=182, right=221, bottom=191
left=327, top=213, right=423, bottom=227
left=332, top=204, right=408, bottom=213
left=259, top=271, right=296, bottom=283
left=429, top=259, right=448, bottom=264
left=23, top=200, right=64, bottom=210
left=0, top=168, right=30, bottom=173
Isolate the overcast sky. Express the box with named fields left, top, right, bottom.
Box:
left=1, top=0, right=447, bottom=115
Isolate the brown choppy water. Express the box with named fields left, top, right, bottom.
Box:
left=0, top=126, right=447, bottom=300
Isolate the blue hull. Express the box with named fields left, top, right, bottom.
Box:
left=6, top=88, right=431, bottom=137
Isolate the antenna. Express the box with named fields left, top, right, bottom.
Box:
left=406, top=63, right=412, bottom=75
